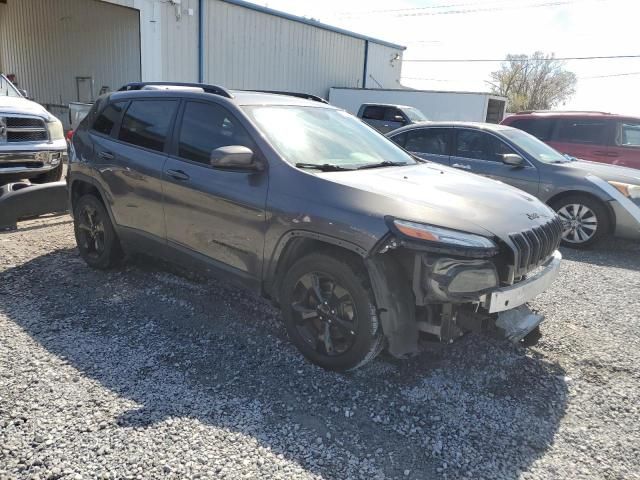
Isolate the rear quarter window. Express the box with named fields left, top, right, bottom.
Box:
left=92, top=102, right=125, bottom=136
left=118, top=100, right=178, bottom=152
left=508, top=118, right=554, bottom=141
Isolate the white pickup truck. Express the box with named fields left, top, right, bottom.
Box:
left=0, top=74, right=67, bottom=185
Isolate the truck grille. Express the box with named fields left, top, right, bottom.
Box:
left=508, top=216, right=563, bottom=280
left=1, top=115, right=48, bottom=143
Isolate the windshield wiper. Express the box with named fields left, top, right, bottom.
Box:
left=295, top=163, right=354, bottom=172
left=356, top=161, right=409, bottom=170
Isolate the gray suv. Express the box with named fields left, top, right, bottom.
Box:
left=69, top=83, right=562, bottom=371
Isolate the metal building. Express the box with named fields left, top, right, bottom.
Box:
left=0, top=0, right=405, bottom=124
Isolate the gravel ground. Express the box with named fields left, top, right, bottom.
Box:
left=1, top=215, right=639, bottom=480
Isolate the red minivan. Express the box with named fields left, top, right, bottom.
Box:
left=501, top=111, right=640, bottom=170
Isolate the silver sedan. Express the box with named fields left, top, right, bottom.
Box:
left=387, top=121, right=640, bottom=248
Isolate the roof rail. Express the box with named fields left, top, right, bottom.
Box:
left=118, top=82, right=233, bottom=99
left=516, top=109, right=610, bottom=115
left=247, top=90, right=329, bottom=104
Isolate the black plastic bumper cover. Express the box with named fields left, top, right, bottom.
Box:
left=0, top=181, right=69, bottom=228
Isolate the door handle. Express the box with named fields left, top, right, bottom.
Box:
left=98, top=151, right=114, bottom=160
left=166, top=169, right=190, bottom=181
left=452, top=163, right=471, bottom=170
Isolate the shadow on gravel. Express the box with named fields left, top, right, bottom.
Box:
left=0, top=248, right=569, bottom=479
left=560, top=237, right=640, bottom=272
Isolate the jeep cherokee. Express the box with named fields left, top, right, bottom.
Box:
left=68, top=82, right=563, bottom=371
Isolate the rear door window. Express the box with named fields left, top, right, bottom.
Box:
left=554, top=119, right=609, bottom=145
left=92, top=102, right=125, bottom=136
left=508, top=118, right=554, bottom=141
left=455, top=129, right=494, bottom=161
left=405, top=128, right=450, bottom=156
left=118, top=100, right=178, bottom=152
left=362, top=106, right=384, bottom=120
left=177, top=101, right=256, bottom=165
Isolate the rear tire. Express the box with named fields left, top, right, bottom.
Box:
left=30, top=163, right=64, bottom=184
left=280, top=253, right=384, bottom=371
left=550, top=194, right=610, bottom=249
left=73, top=194, right=122, bottom=269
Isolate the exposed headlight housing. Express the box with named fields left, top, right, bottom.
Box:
left=389, top=218, right=498, bottom=256
left=609, top=181, right=640, bottom=200
left=46, top=118, right=64, bottom=141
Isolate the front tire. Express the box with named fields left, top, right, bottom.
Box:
left=551, top=194, right=610, bottom=249
left=73, top=194, right=122, bottom=269
left=280, top=253, right=384, bottom=371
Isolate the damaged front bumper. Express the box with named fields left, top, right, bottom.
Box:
left=482, top=251, right=562, bottom=314
left=366, top=244, right=562, bottom=357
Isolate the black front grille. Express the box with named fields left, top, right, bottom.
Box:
left=7, top=131, right=48, bottom=142
left=509, top=216, right=563, bottom=279
left=6, top=117, right=45, bottom=128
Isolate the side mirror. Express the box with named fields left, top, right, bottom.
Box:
left=502, top=153, right=524, bottom=167
left=210, top=145, right=259, bottom=170
left=393, top=115, right=406, bottom=123
left=18, top=89, right=28, bottom=98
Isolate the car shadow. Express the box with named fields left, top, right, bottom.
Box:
left=0, top=248, right=569, bottom=479
left=560, top=237, right=640, bottom=271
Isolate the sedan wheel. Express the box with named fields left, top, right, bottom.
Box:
left=551, top=194, right=610, bottom=249
left=556, top=203, right=598, bottom=244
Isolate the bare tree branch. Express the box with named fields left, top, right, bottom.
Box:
left=488, top=52, right=576, bottom=112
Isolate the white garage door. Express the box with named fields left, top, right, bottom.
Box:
left=0, top=0, right=141, bottom=125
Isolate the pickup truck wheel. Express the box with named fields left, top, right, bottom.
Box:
left=551, top=194, right=610, bottom=249
left=280, top=253, right=384, bottom=371
left=73, top=194, right=122, bottom=269
left=30, top=163, right=64, bottom=184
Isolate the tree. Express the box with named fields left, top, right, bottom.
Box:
left=487, top=52, right=577, bottom=112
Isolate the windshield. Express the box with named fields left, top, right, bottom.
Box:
left=243, top=105, right=417, bottom=169
left=403, top=107, right=428, bottom=122
left=0, top=75, right=21, bottom=98
left=501, top=128, right=570, bottom=164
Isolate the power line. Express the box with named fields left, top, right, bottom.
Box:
left=402, top=71, right=640, bottom=82
left=403, top=55, right=640, bottom=63
left=580, top=71, right=640, bottom=79
left=337, top=0, right=595, bottom=17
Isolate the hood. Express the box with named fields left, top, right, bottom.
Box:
left=322, top=163, right=556, bottom=239
left=0, top=96, right=51, bottom=118
left=560, top=159, right=640, bottom=185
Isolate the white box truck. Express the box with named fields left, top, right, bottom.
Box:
left=329, top=87, right=507, bottom=125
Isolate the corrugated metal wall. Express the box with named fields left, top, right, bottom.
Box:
left=203, top=0, right=367, bottom=97
left=0, top=0, right=141, bottom=108
left=366, top=42, right=403, bottom=89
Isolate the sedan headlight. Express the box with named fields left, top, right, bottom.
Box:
left=46, top=118, right=65, bottom=141
left=390, top=219, right=497, bottom=251
left=609, top=181, right=640, bottom=200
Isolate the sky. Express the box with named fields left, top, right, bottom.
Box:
left=252, top=0, right=640, bottom=115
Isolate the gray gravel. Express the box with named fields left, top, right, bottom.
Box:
left=1, top=216, right=639, bottom=480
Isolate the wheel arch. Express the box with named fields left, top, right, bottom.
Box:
left=264, top=232, right=368, bottom=304
left=546, top=189, right=616, bottom=233
left=69, top=174, right=117, bottom=226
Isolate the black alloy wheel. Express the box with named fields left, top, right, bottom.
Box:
left=73, top=194, right=122, bottom=269
left=291, top=271, right=358, bottom=357
left=281, top=253, right=384, bottom=371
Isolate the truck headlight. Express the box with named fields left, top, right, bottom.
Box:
left=46, top=118, right=64, bottom=141
left=609, top=181, right=640, bottom=200
left=391, top=219, right=497, bottom=250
